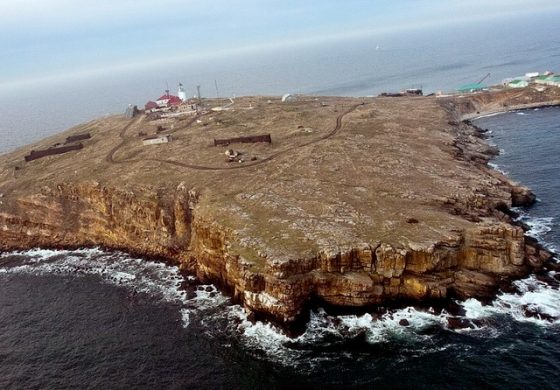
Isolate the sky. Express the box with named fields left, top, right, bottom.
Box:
left=2, top=0, right=560, bottom=90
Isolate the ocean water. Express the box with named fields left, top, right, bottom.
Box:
left=1, top=12, right=560, bottom=390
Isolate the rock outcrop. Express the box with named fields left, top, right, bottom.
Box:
left=0, top=180, right=547, bottom=323
left=0, top=89, right=558, bottom=325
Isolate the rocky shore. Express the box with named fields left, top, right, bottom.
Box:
left=0, top=86, right=559, bottom=326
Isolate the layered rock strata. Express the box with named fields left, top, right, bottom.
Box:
left=0, top=88, right=558, bottom=325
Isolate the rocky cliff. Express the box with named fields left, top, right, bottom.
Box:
left=0, top=89, right=558, bottom=325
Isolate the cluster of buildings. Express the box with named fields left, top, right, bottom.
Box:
left=456, top=71, right=560, bottom=94
left=144, top=83, right=190, bottom=112
left=502, top=72, right=560, bottom=89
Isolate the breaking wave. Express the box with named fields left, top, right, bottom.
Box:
left=520, top=216, right=554, bottom=240
left=1, top=247, right=559, bottom=367
left=461, top=274, right=560, bottom=327
left=513, top=209, right=557, bottom=253
left=488, top=162, right=508, bottom=175
left=0, top=248, right=188, bottom=304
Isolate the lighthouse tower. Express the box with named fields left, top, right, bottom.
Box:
left=178, top=83, right=187, bottom=102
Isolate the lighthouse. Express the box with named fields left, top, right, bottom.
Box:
left=178, top=83, right=187, bottom=102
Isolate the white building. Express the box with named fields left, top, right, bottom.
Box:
left=178, top=83, right=188, bottom=102
left=143, top=135, right=172, bottom=146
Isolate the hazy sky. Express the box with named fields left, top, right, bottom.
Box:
left=2, top=0, right=559, bottom=89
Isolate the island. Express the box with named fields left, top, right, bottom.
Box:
left=1, top=85, right=559, bottom=326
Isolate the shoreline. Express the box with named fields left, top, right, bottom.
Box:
left=1, top=88, right=560, bottom=327
left=460, top=99, right=560, bottom=121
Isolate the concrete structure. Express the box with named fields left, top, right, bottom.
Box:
left=214, top=134, right=272, bottom=146
left=65, top=133, right=91, bottom=144
left=142, top=135, right=171, bottom=146
left=25, top=144, right=84, bottom=162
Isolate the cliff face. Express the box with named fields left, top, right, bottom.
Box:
left=0, top=179, right=549, bottom=324
left=0, top=91, right=557, bottom=325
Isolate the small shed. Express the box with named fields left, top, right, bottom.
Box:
left=143, top=135, right=172, bottom=146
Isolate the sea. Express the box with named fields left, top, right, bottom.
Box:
left=1, top=12, right=560, bottom=389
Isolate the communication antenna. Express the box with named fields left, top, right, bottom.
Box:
left=196, top=85, right=201, bottom=103
left=214, top=80, right=220, bottom=98
left=166, top=81, right=170, bottom=97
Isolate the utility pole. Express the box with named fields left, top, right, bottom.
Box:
left=196, top=85, right=202, bottom=105
left=214, top=80, right=220, bottom=99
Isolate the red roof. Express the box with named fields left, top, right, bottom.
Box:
left=145, top=101, right=158, bottom=110
left=156, top=94, right=182, bottom=106
left=167, top=95, right=182, bottom=106
left=157, top=94, right=180, bottom=101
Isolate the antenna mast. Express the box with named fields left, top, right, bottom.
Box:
left=214, top=80, right=220, bottom=98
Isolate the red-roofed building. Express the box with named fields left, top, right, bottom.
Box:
left=156, top=90, right=182, bottom=107
left=145, top=101, right=158, bottom=111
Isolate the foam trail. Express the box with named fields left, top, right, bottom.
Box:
left=488, top=162, right=508, bottom=175
left=2, top=247, right=559, bottom=368
left=462, top=275, right=560, bottom=326
left=0, top=248, right=188, bottom=304
left=522, top=216, right=554, bottom=240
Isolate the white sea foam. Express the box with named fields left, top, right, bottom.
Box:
left=460, top=275, right=560, bottom=327
left=0, top=248, right=188, bottom=304
left=335, top=307, right=447, bottom=343
left=2, top=247, right=559, bottom=367
left=488, top=162, right=508, bottom=175
left=511, top=210, right=557, bottom=253
left=522, top=216, right=554, bottom=240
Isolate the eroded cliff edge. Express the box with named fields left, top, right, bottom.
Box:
left=0, top=87, right=558, bottom=325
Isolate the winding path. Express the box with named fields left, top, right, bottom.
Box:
left=106, top=103, right=362, bottom=171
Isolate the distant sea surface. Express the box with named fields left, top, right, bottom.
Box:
left=1, top=13, right=560, bottom=389
left=1, top=12, right=560, bottom=154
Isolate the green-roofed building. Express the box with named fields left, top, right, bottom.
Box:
left=535, top=75, right=560, bottom=86
left=508, top=79, right=529, bottom=88
left=457, top=83, right=486, bottom=93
